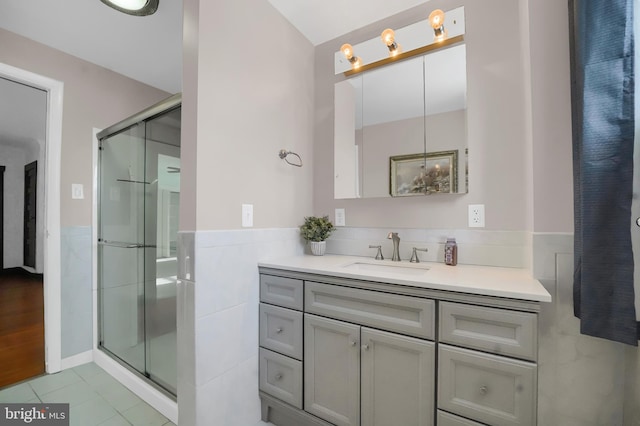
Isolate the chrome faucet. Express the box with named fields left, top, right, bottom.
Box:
left=387, top=232, right=401, bottom=261
left=369, top=245, right=384, bottom=260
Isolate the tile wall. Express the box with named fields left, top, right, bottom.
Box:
left=177, top=228, right=303, bottom=426
left=327, top=227, right=531, bottom=268
left=60, top=226, right=93, bottom=358
left=534, top=233, right=639, bottom=425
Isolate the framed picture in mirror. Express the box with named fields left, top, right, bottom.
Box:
left=389, top=150, right=458, bottom=196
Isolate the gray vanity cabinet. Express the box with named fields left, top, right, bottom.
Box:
left=259, top=275, right=305, bottom=414
left=304, top=314, right=360, bottom=426
left=258, top=268, right=542, bottom=426
left=437, top=302, right=538, bottom=426
left=360, top=328, right=435, bottom=426
left=304, top=314, right=435, bottom=426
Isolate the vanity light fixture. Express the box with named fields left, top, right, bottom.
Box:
left=340, top=44, right=361, bottom=69
left=100, top=0, right=159, bottom=16
left=429, top=9, right=447, bottom=42
left=381, top=28, right=400, bottom=56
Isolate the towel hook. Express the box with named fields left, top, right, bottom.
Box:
left=279, top=149, right=303, bottom=167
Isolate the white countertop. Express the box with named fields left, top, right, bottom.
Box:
left=258, top=255, right=552, bottom=303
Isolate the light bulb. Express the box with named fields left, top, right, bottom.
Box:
left=341, top=44, right=354, bottom=60
left=106, top=0, right=148, bottom=10
left=381, top=29, right=395, bottom=46
left=429, top=9, right=445, bottom=30
left=434, top=30, right=448, bottom=43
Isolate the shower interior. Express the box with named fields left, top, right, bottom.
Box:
left=97, top=95, right=181, bottom=396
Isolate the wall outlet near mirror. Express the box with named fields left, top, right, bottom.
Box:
left=468, top=204, right=485, bottom=228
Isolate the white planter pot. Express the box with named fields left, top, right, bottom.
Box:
left=309, top=241, right=327, bottom=256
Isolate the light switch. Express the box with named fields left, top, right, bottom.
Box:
left=242, top=204, right=253, bottom=227
left=72, top=184, right=84, bottom=200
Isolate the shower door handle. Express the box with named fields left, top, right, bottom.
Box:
left=98, top=240, right=156, bottom=249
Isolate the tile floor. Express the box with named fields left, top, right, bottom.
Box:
left=0, top=362, right=275, bottom=425
left=0, top=363, right=175, bottom=426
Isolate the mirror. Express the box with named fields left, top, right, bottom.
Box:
left=334, top=43, right=468, bottom=199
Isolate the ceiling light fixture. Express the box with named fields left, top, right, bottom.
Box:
left=100, top=0, right=159, bottom=16
left=340, top=44, right=361, bottom=69
left=381, top=29, right=400, bottom=56
left=428, top=9, right=447, bottom=42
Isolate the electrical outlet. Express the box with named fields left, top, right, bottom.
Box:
left=335, top=208, right=346, bottom=226
left=468, top=204, right=485, bottom=228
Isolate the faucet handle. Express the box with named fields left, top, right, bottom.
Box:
left=369, top=245, right=384, bottom=260
left=409, top=247, right=428, bottom=263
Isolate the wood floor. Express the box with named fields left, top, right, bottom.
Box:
left=0, top=268, right=45, bottom=388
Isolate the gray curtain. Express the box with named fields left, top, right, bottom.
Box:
left=571, top=0, right=638, bottom=345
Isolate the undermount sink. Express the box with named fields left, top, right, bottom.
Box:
left=341, top=261, right=430, bottom=276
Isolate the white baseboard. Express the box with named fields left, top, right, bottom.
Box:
left=93, top=349, right=178, bottom=424
left=60, top=350, right=93, bottom=370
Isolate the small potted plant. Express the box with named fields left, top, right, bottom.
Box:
left=300, top=215, right=335, bottom=256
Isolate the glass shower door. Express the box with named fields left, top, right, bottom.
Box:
left=143, top=108, right=180, bottom=394
left=98, top=105, right=180, bottom=396
left=98, top=123, right=147, bottom=374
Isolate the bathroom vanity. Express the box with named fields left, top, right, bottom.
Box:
left=257, top=255, right=551, bottom=426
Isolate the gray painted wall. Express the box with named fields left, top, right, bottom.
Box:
left=0, top=27, right=170, bottom=228
left=0, top=27, right=171, bottom=359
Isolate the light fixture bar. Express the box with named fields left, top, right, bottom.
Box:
left=334, top=6, right=465, bottom=74
left=343, top=34, right=464, bottom=77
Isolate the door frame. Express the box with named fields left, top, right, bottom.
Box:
left=0, top=62, right=64, bottom=373
left=0, top=165, right=5, bottom=270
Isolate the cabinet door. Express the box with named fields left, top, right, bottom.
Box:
left=304, top=314, right=360, bottom=426
left=361, top=328, right=435, bottom=426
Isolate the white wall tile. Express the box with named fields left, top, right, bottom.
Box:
left=327, top=227, right=530, bottom=268
left=195, top=356, right=261, bottom=426
left=182, top=228, right=302, bottom=425
left=536, top=235, right=628, bottom=425
left=61, top=226, right=93, bottom=358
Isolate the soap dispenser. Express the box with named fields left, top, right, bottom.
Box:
left=445, top=237, right=457, bottom=266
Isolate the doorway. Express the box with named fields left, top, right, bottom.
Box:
left=0, top=165, right=4, bottom=270
left=0, top=62, right=64, bottom=376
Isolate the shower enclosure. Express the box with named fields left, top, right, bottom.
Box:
left=97, top=94, right=181, bottom=396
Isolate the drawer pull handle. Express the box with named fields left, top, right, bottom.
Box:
left=275, top=327, right=283, bottom=334
left=275, top=373, right=283, bottom=381
left=350, top=340, right=357, bottom=346
left=362, top=344, right=369, bottom=351
left=480, top=385, right=488, bottom=395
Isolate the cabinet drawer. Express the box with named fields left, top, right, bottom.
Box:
left=259, top=348, right=302, bottom=409
left=260, top=274, right=303, bottom=310
left=437, top=410, right=485, bottom=426
left=440, top=302, right=537, bottom=361
left=260, top=303, right=303, bottom=360
left=305, top=281, right=435, bottom=339
left=438, top=345, right=536, bottom=426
